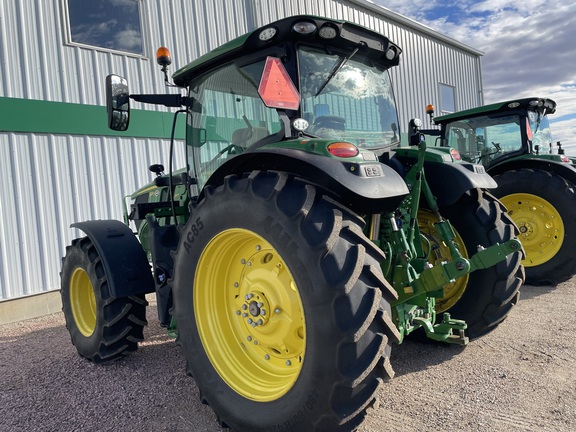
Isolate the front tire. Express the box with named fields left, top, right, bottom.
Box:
left=418, top=188, right=524, bottom=339
left=172, top=171, right=399, bottom=432
left=60, top=237, right=148, bottom=363
left=492, top=168, right=576, bottom=285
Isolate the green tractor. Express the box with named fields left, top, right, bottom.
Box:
left=60, top=16, right=524, bottom=432
left=424, top=98, right=576, bottom=285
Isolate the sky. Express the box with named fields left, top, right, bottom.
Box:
left=373, top=0, right=576, bottom=151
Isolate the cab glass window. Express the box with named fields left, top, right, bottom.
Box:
left=528, top=111, right=553, bottom=155
left=64, top=0, right=144, bottom=56
left=298, top=45, right=400, bottom=149
left=187, top=61, right=283, bottom=189
left=445, top=114, right=522, bottom=165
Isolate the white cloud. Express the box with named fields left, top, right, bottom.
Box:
left=373, top=0, right=576, bottom=145
left=115, top=29, right=142, bottom=52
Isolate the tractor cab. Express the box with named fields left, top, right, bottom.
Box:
left=184, top=42, right=402, bottom=189
left=431, top=97, right=570, bottom=168
left=107, top=16, right=404, bottom=194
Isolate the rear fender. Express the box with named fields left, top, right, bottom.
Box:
left=203, top=148, right=410, bottom=214
left=423, top=161, right=497, bottom=206
left=488, top=158, right=576, bottom=186
left=71, top=220, right=155, bottom=298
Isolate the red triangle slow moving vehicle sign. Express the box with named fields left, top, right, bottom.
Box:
left=258, top=57, right=300, bottom=110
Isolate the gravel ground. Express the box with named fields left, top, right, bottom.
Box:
left=1, top=280, right=574, bottom=432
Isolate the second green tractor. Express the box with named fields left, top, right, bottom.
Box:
left=425, top=98, right=576, bottom=285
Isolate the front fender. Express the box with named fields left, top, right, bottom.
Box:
left=71, top=220, right=154, bottom=298
left=204, top=148, right=410, bottom=214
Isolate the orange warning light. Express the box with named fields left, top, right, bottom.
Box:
left=156, top=47, right=172, bottom=67
left=258, top=57, right=300, bottom=110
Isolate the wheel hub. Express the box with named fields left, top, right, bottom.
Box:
left=417, top=209, right=469, bottom=313
left=195, top=228, right=305, bottom=402
left=239, top=293, right=270, bottom=327
left=70, top=267, right=97, bottom=337
left=500, top=193, right=564, bottom=267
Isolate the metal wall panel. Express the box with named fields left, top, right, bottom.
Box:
left=0, top=133, right=185, bottom=300
left=0, top=0, right=483, bottom=300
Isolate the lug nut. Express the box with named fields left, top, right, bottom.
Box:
left=286, top=360, right=292, bottom=366
left=261, top=309, right=266, bottom=316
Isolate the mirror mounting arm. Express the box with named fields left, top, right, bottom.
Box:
left=130, top=94, right=189, bottom=107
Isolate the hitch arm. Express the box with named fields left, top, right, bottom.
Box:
left=469, top=238, right=523, bottom=271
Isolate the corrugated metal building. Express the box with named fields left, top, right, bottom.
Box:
left=0, top=0, right=484, bottom=321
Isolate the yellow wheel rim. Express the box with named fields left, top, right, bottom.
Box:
left=194, top=228, right=305, bottom=402
left=70, top=268, right=97, bottom=337
left=500, top=193, right=564, bottom=267
left=418, top=210, right=469, bottom=313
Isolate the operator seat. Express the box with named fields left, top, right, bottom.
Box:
left=310, top=115, right=346, bottom=138
left=231, top=127, right=270, bottom=148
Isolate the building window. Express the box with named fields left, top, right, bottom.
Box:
left=439, top=83, right=456, bottom=114
left=63, top=0, right=144, bottom=56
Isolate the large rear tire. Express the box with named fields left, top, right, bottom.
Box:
left=60, top=236, right=148, bottom=363
left=418, top=188, right=524, bottom=339
left=172, top=171, right=399, bottom=432
left=492, top=168, right=576, bottom=285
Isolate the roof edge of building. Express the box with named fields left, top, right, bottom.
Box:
left=349, top=0, right=484, bottom=56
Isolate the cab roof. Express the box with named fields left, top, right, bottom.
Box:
left=172, top=15, right=402, bottom=87
left=434, top=97, right=557, bottom=124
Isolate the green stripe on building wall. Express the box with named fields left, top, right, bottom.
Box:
left=0, top=97, right=186, bottom=139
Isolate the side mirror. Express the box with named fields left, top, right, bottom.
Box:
left=105, top=74, right=130, bottom=131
